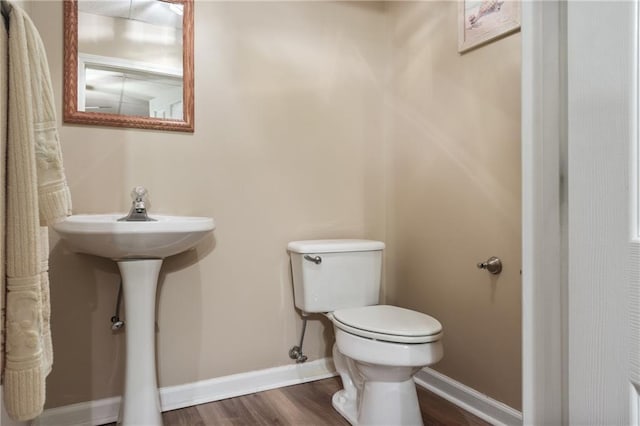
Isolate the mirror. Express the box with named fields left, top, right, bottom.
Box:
left=64, top=0, right=194, bottom=132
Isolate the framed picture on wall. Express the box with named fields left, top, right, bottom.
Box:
left=458, top=0, right=521, bottom=53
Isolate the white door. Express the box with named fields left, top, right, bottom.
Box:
left=566, top=1, right=638, bottom=424
left=522, top=1, right=640, bottom=424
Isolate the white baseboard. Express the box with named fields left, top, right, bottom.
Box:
left=34, top=361, right=522, bottom=426
left=34, top=396, right=120, bottom=426
left=414, top=368, right=523, bottom=426
left=34, top=358, right=336, bottom=426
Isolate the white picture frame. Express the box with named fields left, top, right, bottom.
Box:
left=458, top=0, right=521, bottom=53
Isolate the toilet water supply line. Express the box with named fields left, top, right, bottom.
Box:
left=111, top=279, right=125, bottom=330
left=289, top=314, right=308, bottom=363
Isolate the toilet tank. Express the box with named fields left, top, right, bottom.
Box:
left=287, top=239, right=385, bottom=313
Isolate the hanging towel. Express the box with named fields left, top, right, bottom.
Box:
left=3, top=0, right=72, bottom=420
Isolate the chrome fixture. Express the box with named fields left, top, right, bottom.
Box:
left=289, top=315, right=309, bottom=363
left=111, top=279, right=125, bottom=331
left=304, top=255, right=322, bottom=265
left=477, top=256, right=503, bottom=275
left=118, top=186, right=156, bottom=222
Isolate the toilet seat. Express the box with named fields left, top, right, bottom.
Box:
left=331, top=305, right=442, bottom=344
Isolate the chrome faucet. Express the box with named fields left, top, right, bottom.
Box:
left=118, top=186, right=156, bottom=222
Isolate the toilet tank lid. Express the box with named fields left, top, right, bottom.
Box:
left=287, top=239, right=385, bottom=254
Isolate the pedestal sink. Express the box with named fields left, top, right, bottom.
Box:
left=53, top=214, right=215, bottom=426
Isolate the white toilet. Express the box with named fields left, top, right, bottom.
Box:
left=288, top=239, right=443, bottom=426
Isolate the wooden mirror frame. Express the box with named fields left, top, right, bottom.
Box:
left=63, top=0, right=194, bottom=132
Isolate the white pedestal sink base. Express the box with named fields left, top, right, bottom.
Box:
left=117, top=259, right=163, bottom=426
left=52, top=213, right=215, bottom=426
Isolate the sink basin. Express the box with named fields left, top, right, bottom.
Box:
left=53, top=214, right=215, bottom=259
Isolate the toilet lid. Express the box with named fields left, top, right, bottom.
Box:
left=332, top=305, right=443, bottom=344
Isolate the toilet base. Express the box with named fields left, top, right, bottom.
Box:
left=332, top=389, right=357, bottom=425
left=358, top=378, right=422, bottom=426
left=333, top=378, right=423, bottom=426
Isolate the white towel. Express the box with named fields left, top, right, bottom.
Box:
left=3, top=1, right=72, bottom=420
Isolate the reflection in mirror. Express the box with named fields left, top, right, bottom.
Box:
left=80, top=54, right=183, bottom=119
left=64, top=0, right=194, bottom=132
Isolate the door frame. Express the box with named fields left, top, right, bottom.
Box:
left=521, top=1, right=566, bottom=424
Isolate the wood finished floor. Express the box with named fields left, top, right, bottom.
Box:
left=104, top=377, right=489, bottom=425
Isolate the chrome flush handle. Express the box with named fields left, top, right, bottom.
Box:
left=304, top=255, right=322, bottom=265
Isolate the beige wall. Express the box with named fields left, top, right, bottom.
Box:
left=31, top=0, right=388, bottom=408
left=0, top=0, right=7, bottom=380
left=385, top=2, right=522, bottom=410
left=27, top=0, right=520, bottom=412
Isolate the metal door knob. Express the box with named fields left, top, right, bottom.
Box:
left=477, top=256, right=502, bottom=275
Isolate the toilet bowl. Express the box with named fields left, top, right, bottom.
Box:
left=329, top=305, right=443, bottom=425
left=287, top=239, right=444, bottom=425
